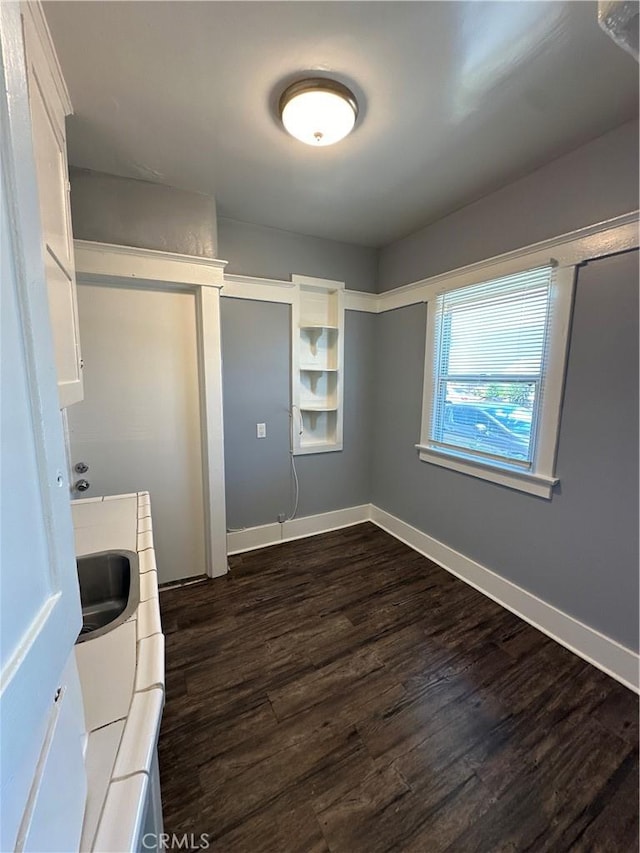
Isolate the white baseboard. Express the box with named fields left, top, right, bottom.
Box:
left=225, top=502, right=638, bottom=692
left=226, top=504, right=371, bottom=555
left=369, top=505, right=639, bottom=694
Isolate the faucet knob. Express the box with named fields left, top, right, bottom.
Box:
left=75, top=479, right=90, bottom=493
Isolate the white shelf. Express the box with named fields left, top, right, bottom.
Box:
left=300, top=324, right=338, bottom=331
left=292, top=278, right=344, bottom=455
left=300, top=405, right=338, bottom=412
left=300, top=366, right=339, bottom=372
left=297, top=438, right=337, bottom=450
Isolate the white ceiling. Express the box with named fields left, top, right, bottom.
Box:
left=45, top=1, right=638, bottom=248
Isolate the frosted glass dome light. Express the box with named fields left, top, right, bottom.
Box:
left=279, top=79, right=358, bottom=147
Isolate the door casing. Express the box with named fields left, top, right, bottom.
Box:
left=73, top=240, right=228, bottom=579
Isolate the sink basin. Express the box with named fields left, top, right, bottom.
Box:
left=76, top=550, right=139, bottom=643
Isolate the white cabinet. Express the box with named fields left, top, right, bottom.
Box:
left=23, top=3, right=83, bottom=408
left=292, top=276, right=345, bottom=454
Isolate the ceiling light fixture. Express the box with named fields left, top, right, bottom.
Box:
left=279, top=78, right=358, bottom=147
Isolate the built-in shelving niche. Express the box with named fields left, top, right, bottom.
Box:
left=292, top=276, right=345, bottom=454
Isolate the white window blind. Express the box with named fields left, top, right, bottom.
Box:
left=430, top=265, right=554, bottom=468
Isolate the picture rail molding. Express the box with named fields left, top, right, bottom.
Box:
left=212, top=211, right=639, bottom=313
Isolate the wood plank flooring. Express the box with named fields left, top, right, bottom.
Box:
left=158, top=523, right=639, bottom=852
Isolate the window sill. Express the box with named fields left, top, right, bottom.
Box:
left=415, top=444, right=558, bottom=499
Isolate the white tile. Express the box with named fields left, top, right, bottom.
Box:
left=135, top=634, right=165, bottom=693
left=137, top=598, right=162, bottom=641
left=93, top=773, right=148, bottom=853
left=73, top=525, right=99, bottom=557
left=98, top=496, right=138, bottom=531
left=71, top=500, right=107, bottom=529
left=137, top=529, right=154, bottom=551
left=72, top=525, right=108, bottom=557
left=137, top=498, right=151, bottom=520
left=139, top=549, right=157, bottom=574
left=71, top=496, right=104, bottom=505
left=80, top=720, right=126, bottom=852
left=137, top=516, right=153, bottom=534
left=140, top=570, right=158, bottom=602
left=112, top=688, right=164, bottom=778
left=72, top=496, right=138, bottom=555
left=75, top=621, right=136, bottom=731
left=74, top=525, right=136, bottom=557
left=104, top=492, right=138, bottom=500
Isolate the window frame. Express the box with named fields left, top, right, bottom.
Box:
left=417, top=262, right=576, bottom=499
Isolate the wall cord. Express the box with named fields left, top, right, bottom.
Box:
left=228, top=407, right=302, bottom=535
left=285, top=406, right=302, bottom=522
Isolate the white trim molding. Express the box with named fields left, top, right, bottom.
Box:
left=73, top=239, right=228, bottom=578
left=293, top=273, right=345, bottom=291
left=217, top=212, right=638, bottom=314
left=195, top=287, right=228, bottom=580
left=221, top=271, right=377, bottom=312
left=222, top=272, right=297, bottom=304
left=74, top=240, right=227, bottom=289
left=226, top=503, right=639, bottom=693
left=377, top=211, right=638, bottom=313
left=369, top=505, right=639, bottom=694
left=414, top=447, right=559, bottom=498
left=226, top=504, right=371, bottom=554
left=344, top=289, right=378, bottom=313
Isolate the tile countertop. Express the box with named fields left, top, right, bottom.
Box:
left=71, top=493, right=165, bottom=853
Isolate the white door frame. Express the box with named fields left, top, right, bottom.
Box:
left=73, top=239, right=228, bottom=578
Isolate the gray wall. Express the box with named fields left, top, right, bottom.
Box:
left=218, top=217, right=377, bottom=293
left=218, top=214, right=377, bottom=531
left=371, top=250, right=639, bottom=651
left=220, top=299, right=290, bottom=528
left=221, top=299, right=375, bottom=529
left=378, top=120, right=639, bottom=290
left=69, top=167, right=218, bottom=257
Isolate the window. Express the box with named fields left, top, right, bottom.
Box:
left=418, top=263, right=575, bottom=498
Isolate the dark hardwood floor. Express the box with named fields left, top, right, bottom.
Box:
left=158, top=523, right=639, bottom=852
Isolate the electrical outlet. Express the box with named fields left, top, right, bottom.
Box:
left=256, top=422, right=266, bottom=439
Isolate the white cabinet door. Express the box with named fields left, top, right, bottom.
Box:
left=25, top=54, right=70, bottom=270
left=23, top=3, right=83, bottom=408
left=44, top=248, right=83, bottom=406
left=1, top=4, right=86, bottom=849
